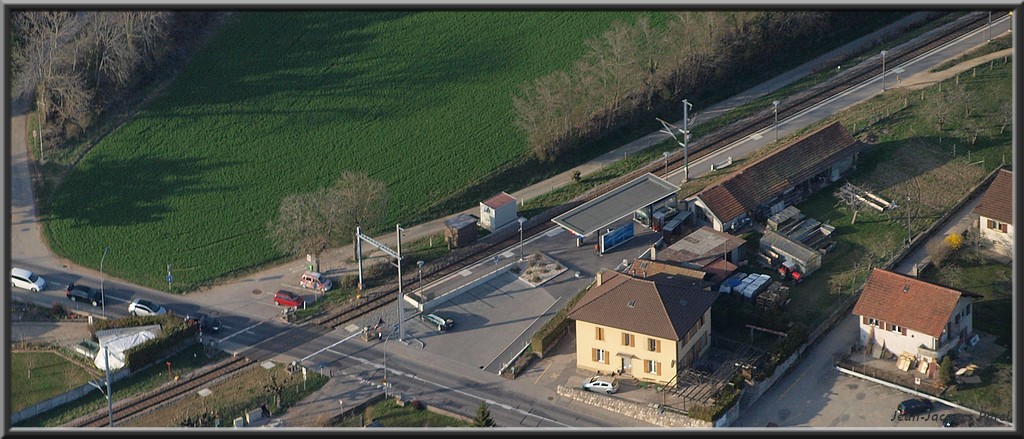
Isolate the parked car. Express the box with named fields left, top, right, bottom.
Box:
left=128, top=298, right=167, bottom=317
left=185, top=312, right=222, bottom=333
left=423, top=313, right=454, bottom=331
left=11, top=267, right=46, bottom=292
left=299, top=271, right=333, bottom=292
left=274, top=290, right=304, bottom=308
left=582, top=375, right=619, bottom=394
left=66, top=283, right=103, bottom=307
left=942, top=413, right=973, bottom=427
left=896, top=398, right=934, bottom=416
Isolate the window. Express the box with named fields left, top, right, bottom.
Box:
left=648, top=338, right=658, bottom=352
left=988, top=219, right=996, bottom=229
left=867, top=317, right=880, bottom=327
left=988, top=219, right=1009, bottom=233
left=999, top=223, right=1008, bottom=233
left=623, top=333, right=634, bottom=347
left=644, top=360, right=658, bottom=375
left=891, top=324, right=902, bottom=333
left=595, top=327, right=604, bottom=341
left=592, top=349, right=608, bottom=364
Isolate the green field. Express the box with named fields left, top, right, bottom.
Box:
left=11, top=351, right=99, bottom=413
left=42, top=11, right=667, bottom=291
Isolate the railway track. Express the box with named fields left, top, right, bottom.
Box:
left=66, top=356, right=255, bottom=427
left=315, top=11, right=998, bottom=331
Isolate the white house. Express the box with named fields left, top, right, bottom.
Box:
left=852, top=269, right=979, bottom=378
left=480, top=192, right=518, bottom=232
left=973, top=168, right=1012, bottom=258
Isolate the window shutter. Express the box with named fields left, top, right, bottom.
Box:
left=901, top=327, right=907, bottom=336
left=1000, top=223, right=1008, bottom=233
left=596, top=327, right=603, bottom=341
left=862, top=316, right=868, bottom=325
left=604, top=352, right=609, bottom=365
left=630, top=335, right=635, bottom=347
left=988, top=219, right=996, bottom=229
left=643, top=361, right=650, bottom=373
left=883, top=322, right=889, bottom=331
left=656, top=362, right=662, bottom=376
left=655, top=339, right=661, bottom=353
left=592, top=348, right=598, bottom=362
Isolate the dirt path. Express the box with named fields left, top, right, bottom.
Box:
left=896, top=48, right=1012, bottom=90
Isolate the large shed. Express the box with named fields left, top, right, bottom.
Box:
left=759, top=231, right=821, bottom=277
left=480, top=192, right=518, bottom=232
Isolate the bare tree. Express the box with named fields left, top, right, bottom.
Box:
left=268, top=172, right=387, bottom=272
left=998, top=100, right=1011, bottom=134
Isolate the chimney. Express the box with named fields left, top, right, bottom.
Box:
left=596, top=271, right=603, bottom=286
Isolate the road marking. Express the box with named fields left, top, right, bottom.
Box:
left=459, top=270, right=473, bottom=277
left=535, top=362, right=553, bottom=384
left=300, top=330, right=364, bottom=362
left=750, top=133, right=763, bottom=140
left=501, top=251, right=515, bottom=259
left=219, top=320, right=266, bottom=343
left=331, top=349, right=570, bottom=427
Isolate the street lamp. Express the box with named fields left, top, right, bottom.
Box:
left=100, top=246, right=110, bottom=317
left=416, top=260, right=424, bottom=297
left=517, top=217, right=527, bottom=262
left=772, top=100, right=780, bottom=143
left=86, top=344, right=115, bottom=426
left=681, top=99, right=692, bottom=182
left=880, top=50, right=888, bottom=91
left=662, top=151, right=669, bottom=174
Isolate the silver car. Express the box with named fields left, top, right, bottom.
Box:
left=582, top=375, right=619, bottom=394
left=128, top=298, right=167, bottom=317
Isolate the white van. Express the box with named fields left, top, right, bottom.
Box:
left=11, top=267, right=46, bottom=292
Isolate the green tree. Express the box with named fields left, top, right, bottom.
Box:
left=473, top=402, right=496, bottom=427
left=938, top=356, right=954, bottom=387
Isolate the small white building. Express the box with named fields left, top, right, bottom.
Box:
left=480, top=192, right=518, bottom=232
left=973, top=168, right=1012, bottom=258
left=853, top=269, right=979, bottom=377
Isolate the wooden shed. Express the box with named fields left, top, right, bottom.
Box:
left=444, top=213, right=479, bottom=249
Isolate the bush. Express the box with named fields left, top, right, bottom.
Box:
left=926, top=239, right=952, bottom=267
left=530, top=282, right=593, bottom=355
left=410, top=400, right=425, bottom=411
left=945, top=233, right=963, bottom=251
left=50, top=302, right=67, bottom=319
left=938, top=356, right=954, bottom=387
left=337, top=274, right=359, bottom=289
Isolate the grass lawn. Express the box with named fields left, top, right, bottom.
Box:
left=11, top=351, right=101, bottom=413
left=942, top=351, right=1013, bottom=421
left=122, top=364, right=328, bottom=427
left=14, top=343, right=226, bottom=427
left=333, top=399, right=471, bottom=428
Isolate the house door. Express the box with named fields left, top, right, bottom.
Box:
left=621, top=357, right=632, bottom=374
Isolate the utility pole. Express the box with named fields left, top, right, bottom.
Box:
left=772, top=100, right=781, bottom=143
left=681, top=99, right=692, bottom=182
left=396, top=224, right=404, bottom=342
left=880, top=50, right=888, bottom=91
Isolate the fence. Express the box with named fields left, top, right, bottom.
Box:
left=413, top=261, right=517, bottom=312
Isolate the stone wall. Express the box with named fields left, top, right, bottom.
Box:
left=556, top=385, right=711, bottom=428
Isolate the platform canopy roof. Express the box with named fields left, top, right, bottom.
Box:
left=552, top=173, right=679, bottom=237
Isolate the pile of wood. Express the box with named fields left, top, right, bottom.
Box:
left=756, top=282, right=790, bottom=309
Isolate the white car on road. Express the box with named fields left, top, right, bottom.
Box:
left=128, top=298, right=167, bottom=317
left=11, top=267, right=46, bottom=292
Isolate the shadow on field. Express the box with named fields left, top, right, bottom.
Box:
left=44, top=155, right=240, bottom=227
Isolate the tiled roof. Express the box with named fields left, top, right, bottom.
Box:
left=852, top=268, right=967, bottom=338
left=627, top=259, right=707, bottom=281
left=567, top=270, right=718, bottom=340
left=973, top=169, right=1012, bottom=224
left=659, top=226, right=748, bottom=266
left=483, top=192, right=516, bottom=209
left=697, top=121, right=863, bottom=222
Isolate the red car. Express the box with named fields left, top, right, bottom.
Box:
left=274, top=290, right=304, bottom=308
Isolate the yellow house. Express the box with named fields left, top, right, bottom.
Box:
left=567, top=270, right=718, bottom=385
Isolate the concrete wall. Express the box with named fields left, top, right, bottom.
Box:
left=556, top=385, right=711, bottom=428
left=417, top=262, right=516, bottom=312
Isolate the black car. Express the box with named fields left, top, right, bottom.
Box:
left=185, top=313, right=222, bottom=333
left=896, top=398, right=934, bottom=416
left=66, top=283, right=103, bottom=307
left=943, top=413, right=973, bottom=427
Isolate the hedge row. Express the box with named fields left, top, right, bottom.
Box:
left=530, top=280, right=595, bottom=356
left=89, top=314, right=197, bottom=372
